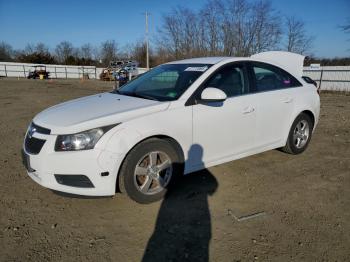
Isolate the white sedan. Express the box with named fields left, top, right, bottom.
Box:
left=22, top=51, right=320, bottom=203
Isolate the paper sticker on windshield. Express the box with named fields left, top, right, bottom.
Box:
left=184, top=66, right=208, bottom=72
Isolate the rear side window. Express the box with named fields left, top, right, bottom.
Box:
left=251, top=62, right=301, bottom=92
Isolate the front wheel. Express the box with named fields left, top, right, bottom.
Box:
left=281, top=113, right=314, bottom=154
left=119, top=138, right=182, bottom=204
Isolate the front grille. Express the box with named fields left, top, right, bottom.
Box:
left=25, top=135, right=46, bottom=154
left=54, top=175, right=95, bottom=188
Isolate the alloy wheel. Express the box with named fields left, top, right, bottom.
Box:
left=133, top=151, right=173, bottom=195
left=293, top=120, right=310, bottom=149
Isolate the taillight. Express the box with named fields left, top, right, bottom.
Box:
left=302, top=76, right=319, bottom=94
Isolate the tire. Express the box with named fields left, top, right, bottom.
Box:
left=281, top=113, right=314, bottom=154
left=119, top=138, right=183, bottom=204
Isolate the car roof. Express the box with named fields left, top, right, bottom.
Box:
left=165, top=51, right=305, bottom=78
left=166, top=57, right=244, bottom=65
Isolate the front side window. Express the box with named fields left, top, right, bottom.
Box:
left=114, top=64, right=211, bottom=101
left=204, top=65, right=247, bottom=97
left=252, top=62, right=301, bottom=92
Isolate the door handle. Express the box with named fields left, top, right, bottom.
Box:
left=243, top=107, right=255, bottom=114
left=283, top=97, right=293, bottom=103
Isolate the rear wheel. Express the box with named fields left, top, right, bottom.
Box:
left=119, top=138, right=182, bottom=204
left=281, top=113, right=313, bottom=154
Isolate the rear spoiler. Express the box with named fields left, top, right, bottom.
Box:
left=251, top=51, right=305, bottom=78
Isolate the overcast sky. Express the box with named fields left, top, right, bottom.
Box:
left=0, top=0, right=349, bottom=58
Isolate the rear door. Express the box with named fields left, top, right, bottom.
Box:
left=248, top=62, right=302, bottom=147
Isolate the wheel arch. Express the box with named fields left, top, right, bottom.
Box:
left=291, top=109, right=316, bottom=131
left=115, top=134, right=185, bottom=192
left=280, top=109, right=316, bottom=154
left=301, top=110, right=315, bottom=128
left=282, top=109, right=316, bottom=146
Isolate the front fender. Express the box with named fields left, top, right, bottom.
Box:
left=100, top=105, right=193, bottom=174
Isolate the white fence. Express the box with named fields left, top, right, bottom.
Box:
left=303, top=66, right=350, bottom=92
left=0, top=62, right=98, bottom=79
left=0, top=62, right=149, bottom=80
left=0, top=61, right=349, bottom=91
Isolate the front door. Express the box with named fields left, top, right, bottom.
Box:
left=190, top=63, right=257, bottom=169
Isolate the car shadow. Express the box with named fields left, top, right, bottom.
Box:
left=142, top=144, right=218, bottom=262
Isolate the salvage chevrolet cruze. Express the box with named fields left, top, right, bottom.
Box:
left=22, top=51, right=320, bottom=203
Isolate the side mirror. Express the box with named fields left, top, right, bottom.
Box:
left=200, top=87, right=227, bottom=102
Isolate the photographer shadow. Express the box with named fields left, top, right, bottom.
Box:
left=142, top=144, right=218, bottom=262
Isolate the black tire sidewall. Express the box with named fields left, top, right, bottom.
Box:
left=287, top=113, right=313, bottom=154
left=121, top=139, right=181, bottom=204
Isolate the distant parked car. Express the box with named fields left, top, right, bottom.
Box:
left=27, top=65, right=49, bottom=79
left=22, top=51, right=320, bottom=204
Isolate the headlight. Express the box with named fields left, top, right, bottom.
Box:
left=55, top=125, right=117, bottom=151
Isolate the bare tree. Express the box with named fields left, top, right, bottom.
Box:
left=55, top=41, right=74, bottom=64
left=157, top=7, right=187, bottom=59
left=220, top=0, right=246, bottom=56
left=22, top=43, right=50, bottom=56
left=23, top=43, right=35, bottom=55
left=16, top=42, right=55, bottom=64
left=100, top=40, right=118, bottom=66
left=285, top=16, right=314, bottom=54
left=79, top=43, right=93, bottom=60
left=119, top=43, right=133, bottom=60
left=200, top=0, right=225, bottom=55
left=91, top=46, right=101, bottom=63
left=35, top=43, right=50, bottom=54
left=248, top=1, right=282, bottom=54
left=157, top=0, right=283, bottom=59
left=130, top=41, right=149, bottom=67
left=0, top=41, right=14, bottom=61
left=153, top=45, right=174, bottom=65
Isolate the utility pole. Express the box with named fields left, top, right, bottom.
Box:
left=145, top=11, right=150, bottom=70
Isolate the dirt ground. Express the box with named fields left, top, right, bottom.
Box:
left=0, top=78, right=349, bottom=262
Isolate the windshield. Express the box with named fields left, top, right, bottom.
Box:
left=113, top=63, right=211, bottom=101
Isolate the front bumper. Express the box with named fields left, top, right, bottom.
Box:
left=22, top=132, right=124, bottom=196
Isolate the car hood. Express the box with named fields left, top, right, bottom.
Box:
left=33, top=92, right=169, bottom=134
